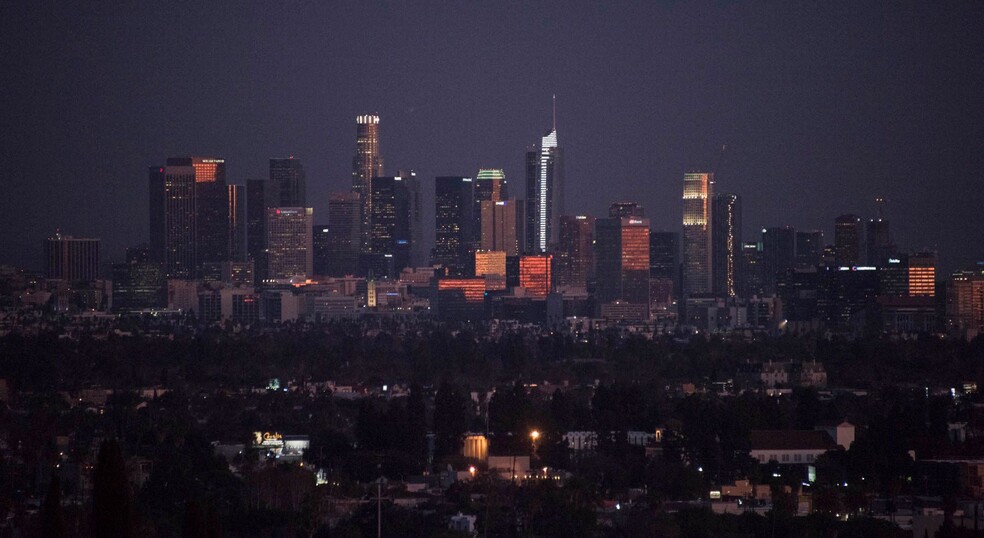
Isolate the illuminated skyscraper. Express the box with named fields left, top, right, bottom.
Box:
left=352, top=115, right=384, bottom=251
left=368, top=172, right=419, bottom=276
left=44, top=233, right=100, bottom=281
left=194, top=159, right=230, bottom=268
left=525, top=98, right=564, bottom=252
left=555, top=215, right=595, bottom=292
left=738, top=241, right=765, bottom=298
left=594, top=216, right=650, bottom=314
left=882, top=252, right=937, bottom=297
left=266, top=208, right=313, bottom=279
left=270, top=157, right=306, bottom=207
left=475, top=250, right=507, bottom=277
left=434, top=176, right=474, bottom=275
left=711, top=193, right=741, bottom=297
left=682, top=172, right=713, bottom=297
left=834, top=214, right=862, bottom=266
left=475, top=168, right=508, bottom=235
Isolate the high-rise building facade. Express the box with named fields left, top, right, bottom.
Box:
left=795, top=230, right=824, bottom=268
left=711, top=193, right=741, bottom=297
left=475, top=168, right=508, bottom=239
left=594, top=216, right=650, bottom=314
left=519, top=254, right=553, bottom=298
left=525, top=106, right=564, bottom=253
left=480, top=199, right=523, bottom=256
left=352, top=115, right=384, bottom=252
left=434, top=176, right=475, bottom=275
left=609, top=202, right=645, bottom=219
left=368, top=173, right=418, bottom=276
left=266, top=208, right=313, bottom=279
left=882, top=252, right=937, bottom=297
left=738, top=241, right=765, bottom=298
left=44, top=234, right=100, bottom=281
left=834, top=214, right=862, bottom=267
left=865, top=218, right=894, bottom=266
left=555, top=215, right=595, bottom=292
left=325, top=192, right=362, bottom=277
left=228, top=184, right=246, bottom=262
left=650, top=231, right=680, bottom=308
left=270, top=157, right=306, bottom=207
left=246, top=178, right=274, bottom=281
left=682, top=172, right=713, bottom=297
left=762, top=226, right=796, bottom=295
left=150, top=162, right=197, bottom=279
left=475, top=250, right=507, bottom=277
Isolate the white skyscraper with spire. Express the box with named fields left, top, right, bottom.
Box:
left=525, top=96, right=565, bottom=253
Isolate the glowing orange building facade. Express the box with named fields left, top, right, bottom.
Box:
left=519, top=254, right=552, bottom=298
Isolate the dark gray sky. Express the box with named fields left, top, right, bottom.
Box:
left=2, top=1, right=982, bottom=272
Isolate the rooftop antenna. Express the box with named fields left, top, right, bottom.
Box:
left=552, top=94, right=557, bottom=132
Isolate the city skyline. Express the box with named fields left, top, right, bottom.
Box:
left=2, top=3, right=983, bottom=274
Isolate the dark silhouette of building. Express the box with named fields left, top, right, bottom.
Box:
left=795, top=230, right=824, bottom=268
left=270, top=156, right=306, bottom=207
left=368, top=173, right=419, bottom=276
left=246, top=178, right=274, bottom=282
left=325, top=192, right=361, bottom=277
left=738, top=241, right=765, bottom=298
left=609, top=202, right=645, bottom=218
left=149, top=161, right=196, bottom=279
left=44, top=233, right=100, bottom=281
left=865, top=218, right=894, bottom=266
left=834, top=214, right=862, bottom=267
left=762, top=226, right=796, bottom=295
left=555, top=215, right=595, bottom=292
left=650, top=230, right=679, bottom=309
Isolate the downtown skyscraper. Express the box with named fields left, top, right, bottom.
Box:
left=525, top=100, right=564, bottom=253
left=711, top=193, right=741, bottom=297
left=682, top=172, right=713, bottom=297
left=352, top=115, right=384, bottom=252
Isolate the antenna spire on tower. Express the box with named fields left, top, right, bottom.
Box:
left=552, top=94, right=557, bottom=132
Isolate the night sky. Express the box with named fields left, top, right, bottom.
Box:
left=2, top=2, right=983, bottom=272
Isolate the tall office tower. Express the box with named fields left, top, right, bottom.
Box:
left=594, top=216, right=651, bottom=314
left=227, top=185, right=246, bottom=262
left=434, top=176, right=475, bottom=275
left=352, top=115, right=384, bottom=251
left=519, top=254, right=553, bottom=298
left=650, top=231, right=680, bottom=304
left=762, top=226, right=796, bottom=294
left=865, top=218, right=894, bottom=266
left=397, top=169, right=425, bottom=267
left=711, top=193, right=741, bottom=297
left=196, top=181, right=230, bottom=268
left=44, top=234, right=100, bottom=281
left=266, top=208, right=313, bottom=279
left=246, top=179, right=274, bottom=280
left=149, top=162, right=196, bottom=279
left=555, top=215, right=595, bottom=291
left=368, top=174, right=416, bottom=275
left=738, top=241, right=765, bottom=298
left=795, top=230, right=824, bottom=268
left=834, top=214, right=862, bottom=266
left=326, top=192, right=361, bottom=277
left=312, top=225, right=331, bottom=276
left=609, top=202, right=645, bottom=218
left=480, top=199, right=523, bottom=255
left=474, top=168, right=507, bottom=239
left=270, top=157, right=306, bottom=207
left=525, top=100, right=565, bottom=252
left=682, top=172, right=713, bottom=297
